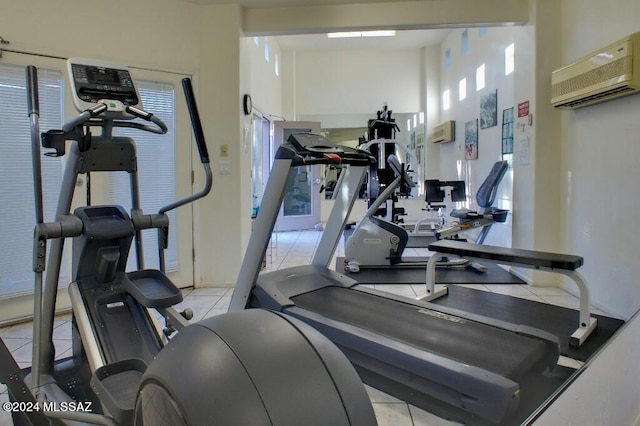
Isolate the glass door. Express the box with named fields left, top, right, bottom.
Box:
left=251, top=113, right=271, bottom=218
left=273, top=121, right=321, bottom=231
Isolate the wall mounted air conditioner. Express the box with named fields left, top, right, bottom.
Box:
left=432, top=120, right=455, bottom=143
left=551, top=32, right=640, bottom=109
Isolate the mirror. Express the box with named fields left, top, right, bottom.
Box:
left=298, top=113, right=425, bottom=200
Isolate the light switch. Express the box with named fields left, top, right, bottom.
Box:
left=218, top=160, right=231, bottom=174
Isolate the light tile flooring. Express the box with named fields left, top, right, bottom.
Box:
left=0, top=230, right=607, bottom=426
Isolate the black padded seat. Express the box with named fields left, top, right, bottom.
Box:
left=428, top=239, right=584, bottom=271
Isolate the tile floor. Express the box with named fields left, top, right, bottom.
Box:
left=0, top=230, right=604, bottom=425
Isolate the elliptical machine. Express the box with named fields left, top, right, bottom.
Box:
left=344, top=155, right=508, bottom=273
left=345, top=154, right=467, bottom=272
left=0, top=59, right=375, bottom=426
left=344, top=155, right=509, bottom=273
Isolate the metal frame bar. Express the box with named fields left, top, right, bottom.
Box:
left=312, top=165, right=367, bottom=268
left=422, top=252, right=597, bottom=347
left=228, top=157, right=293, bottom=311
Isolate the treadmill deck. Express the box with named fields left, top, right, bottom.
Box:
left=292, top=286, right=550, bottom=380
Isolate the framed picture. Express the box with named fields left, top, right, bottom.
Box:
left=464, top=119, right=478, bottom=160
left=480, top=90, right=498, bottom=129
left=502, top=107, right=514, bottom=155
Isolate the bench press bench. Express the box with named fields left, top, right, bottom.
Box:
left=421, top=239, right=597, bottom=347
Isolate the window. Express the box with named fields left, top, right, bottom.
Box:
left=461, top=30, right=469, bottom=54
left=505, top=43, right=515, bottom=75
left=0, top=64, right=64, bottom=298
left=476, top=64, right=486, bottom=91
left=459, top=78, right=467, bottom=101
left=253, top=37, right=260, bottom=47
left=444, top=48, right=451, bottom=70
left=443, top=89, right=451, bottom=111
left=275, top=53, right=280, bottom=77
left=107, top=80, right=178, bottom=272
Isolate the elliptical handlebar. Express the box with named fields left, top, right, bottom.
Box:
left=61, top=103, right=108, bottom=132
left=126, top=105, right=169, bottom=134
left=181, top=77, right=210, bottom=164
left=26, top=66, right=39, bottom=117
left=159, top=77, right=212, bottom=217
left=60, top=103, right=168, bottom=135
left=157, top=77, right=213, bottom=272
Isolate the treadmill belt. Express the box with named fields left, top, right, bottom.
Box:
left=292, top=286, right=550, bottom=380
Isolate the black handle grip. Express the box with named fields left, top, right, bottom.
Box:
left=26, top=66, right=39, bottom=116
left=182, top=78, right=210, bottom=164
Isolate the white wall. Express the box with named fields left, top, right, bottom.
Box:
left=0, top=0, right=252, bottom=287
left=0, top=0, right=200, bottom=73
left=245, top=36, right=283, bottom=116
left=532, top=0, right=640, bottom=423
left=436, top=27, right=518, bottom=248
left=197, top=4, right=249, bottom=286
left=559, top=0, right=640, bottom=320
left=422, top=45, right=442, bottom=179
left=534, top=313, right=640, bottom=426
left=290, top=49, right=422, bottom=115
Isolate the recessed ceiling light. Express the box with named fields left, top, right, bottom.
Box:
left=327, top=30, right=396, bottom=39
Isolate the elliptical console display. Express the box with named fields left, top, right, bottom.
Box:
left=68, top=58, right=141, bottom=117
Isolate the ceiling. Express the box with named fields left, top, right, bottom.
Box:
left=273, top=28, right=450, bottom=51
left=181, top=0, right=451, bottom=51
left=185, top=0, right=414, bottom=7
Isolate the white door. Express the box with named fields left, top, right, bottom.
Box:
left=0, top=54, right=194, bottom=324
left=273, top=121, right=322, bottom=231
left=0, top=53, right=71, bottom=322
left=96, top=67, right=195, bottom=289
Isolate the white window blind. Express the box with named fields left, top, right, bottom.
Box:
left=0, top=64, right=64, bottom=298
left=107, top=80, right=178, bottom=272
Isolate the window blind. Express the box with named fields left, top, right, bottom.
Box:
left=107, top=80, right=178, bottom=272
left=0, top=64, right=64, bottom=298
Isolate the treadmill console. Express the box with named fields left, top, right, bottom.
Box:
left=68, top=58, right=142, bottom=117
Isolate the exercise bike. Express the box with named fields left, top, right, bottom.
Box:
left=0, top=59, right=375, bottom=426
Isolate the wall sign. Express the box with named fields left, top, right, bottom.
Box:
left=517, top=101, right=530, bottom=118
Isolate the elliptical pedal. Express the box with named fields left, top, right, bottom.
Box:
left=91, top=358, right=147, bottom=424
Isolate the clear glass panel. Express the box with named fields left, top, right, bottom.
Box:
left=281, top=127, right=313, bottom=217
left=251, top=115, right=264, bottom=217
left=283, top=165, right=312, bottom=216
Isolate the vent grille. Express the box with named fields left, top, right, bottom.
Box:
left=551, top=32, right=640, bottom=109
left=432, top=120, right=455, bottom=143
left=554, top=85, right=637, bottom=108
left=552, top=57, right=632, bottom=98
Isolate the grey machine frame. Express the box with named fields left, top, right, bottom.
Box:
left=1, top=61, right=377, bottom=426
left=230, top=133, right=561, bottom=425
left=13, top=60, right=212, bottom=425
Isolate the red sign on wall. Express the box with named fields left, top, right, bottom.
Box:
left=518, top=101, right=530, bottom=118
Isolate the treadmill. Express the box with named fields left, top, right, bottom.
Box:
left=229, top=133, right=560, bottom=425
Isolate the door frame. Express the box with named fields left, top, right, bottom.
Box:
left=0, top=54, right=195, bottom=324
left=273, top=121, right=322, bottom=231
